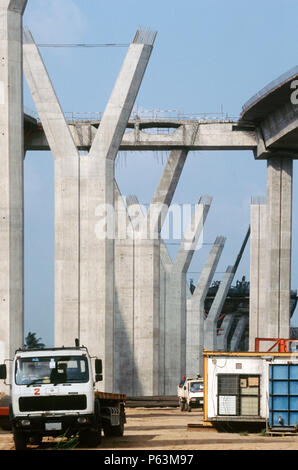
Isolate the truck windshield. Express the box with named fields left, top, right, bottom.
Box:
left=15, top=356, right=89, bottom=385
left=189, top=382, right=203, bottom=392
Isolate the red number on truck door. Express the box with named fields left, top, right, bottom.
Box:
left=34, top=388, right=40, bottom=396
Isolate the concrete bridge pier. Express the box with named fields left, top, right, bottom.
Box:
left=161, top=196, right=212, bottom=394
left=0, top=0, right=27, bottom=399
left=79, top=31, right=156, bottom=392
left=186, top=235, right=226, bottom=377
left=266, top=156, right=292, bottom=339
left=113, top=181, right=135, bottom=395
left=249, top=197, right=267, bottom=350
left=126, top=149, right=189, bottom=395
left=24, top=27, right=156, bottom=392
left=240, top=69, right=298, bottom=346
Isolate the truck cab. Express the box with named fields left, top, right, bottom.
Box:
left=0, top=343, right=125, bottom=450
left=177, top=376, right=204, bottom=412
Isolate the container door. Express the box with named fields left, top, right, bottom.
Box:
left=269, top=364, right=298, bottom=428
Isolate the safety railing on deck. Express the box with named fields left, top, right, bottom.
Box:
left=24, top=107, right=239, bottom=123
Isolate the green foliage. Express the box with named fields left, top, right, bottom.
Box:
left=53, top=431, right=79, bottom=450
left=24, top=331, right=45, bottom=350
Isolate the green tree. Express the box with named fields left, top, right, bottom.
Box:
left=24, top=332, right=45, bottom=350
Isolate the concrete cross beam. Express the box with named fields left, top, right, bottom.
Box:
left=24, top=120, right=258, bottom=153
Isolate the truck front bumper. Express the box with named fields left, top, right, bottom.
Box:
left=189, top=398, right=204, bottom=409
left=12, top=413, right=96, bottom=436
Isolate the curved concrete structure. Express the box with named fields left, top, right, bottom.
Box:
left=240, top=65, right=298, bottom=156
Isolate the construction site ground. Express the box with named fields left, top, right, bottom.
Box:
left=0, top=407, right=298, bottom=451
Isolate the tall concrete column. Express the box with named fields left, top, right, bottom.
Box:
left=163, top=198, right=212, bottom=394
left=230, top=315, right=248, bottom=351
left=249, top=197, right=267, bottom=350
left=266, top=156, right=292, bottom=339
left=186, top=236, right=226, bottom=377
left=113, top=181, right=135, bottom=395
left=126, top=194, right=208, bottom=395
left=23, top=30, right=81, bottom=347
left=126, top=149, right=188, bottom=395
left=0, top=0, right=27, bottom=399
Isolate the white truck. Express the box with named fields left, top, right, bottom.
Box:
left=0, top=340, right=126, bottom=450
left=177, top=376, right=204, bottom=412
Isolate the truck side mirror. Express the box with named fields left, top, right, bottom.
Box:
left=95, top=359, right=102, bottom=375
left=0, top=364, right=7, bottom=380
left=95, top=374, right=103, bottom=382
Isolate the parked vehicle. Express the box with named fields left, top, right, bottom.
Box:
left=177, top=376, right=204, bottom=412
left=0, top=339, right=126, bottom=450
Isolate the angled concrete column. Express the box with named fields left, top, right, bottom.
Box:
left=217, top=313, right=234, bottom=351
left=204, top=266, right=235, bottom=351
left=204, top=228, right=250, bottom=352
left=186, top=236, right=226, bottom=377
left=162, top=197, right=212, bottom=394
left=127, top=149, right=188, bottom=395
left=266, top=156, right=292, bottom=339
left=23, top=30, right=81, bottom=346
left=204, top=266, right=234, bottom=351
left=249, top=197, right=267, bottom=350
left=0, top=0, right=27, bottom=400
left=113, top=181, right=135, bottom=395
left=230, top=315, right=248, bottom=351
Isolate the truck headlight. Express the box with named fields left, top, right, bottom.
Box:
left=21, top=420, right=31, bottom=426
left=77, top=417, right=87, bottom=424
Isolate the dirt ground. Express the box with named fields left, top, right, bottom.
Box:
left=1, top=407, right=298, bottom=451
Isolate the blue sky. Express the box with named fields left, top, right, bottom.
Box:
left=23, top=0, right=298, bottom=345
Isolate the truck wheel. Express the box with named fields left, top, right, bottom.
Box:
left=79, top=399, right=102, bottom=448
left=14, top=432, right=27, bottom=451
left=103, top=408, right=125, bottom=437
left=29, top=433, right=42, bottom=445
